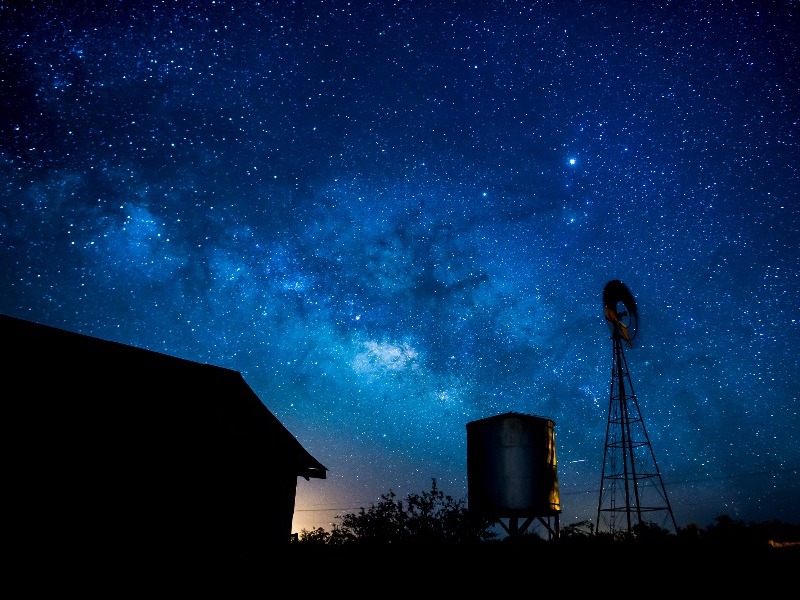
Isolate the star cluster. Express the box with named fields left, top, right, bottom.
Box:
left=2, top=1, right=798, bottom=534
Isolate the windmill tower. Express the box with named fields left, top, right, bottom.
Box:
left=596, top=280, right=678, bottom=536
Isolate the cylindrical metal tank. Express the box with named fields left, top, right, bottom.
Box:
left=466, top=412, right=560, bottom=518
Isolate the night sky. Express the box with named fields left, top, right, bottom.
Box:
left=2, top=1, right=798, bottom=537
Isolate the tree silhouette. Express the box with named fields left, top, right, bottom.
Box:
left=295, top=481, right=799, bottom=553
left=297, top=478, right=497, bottom=545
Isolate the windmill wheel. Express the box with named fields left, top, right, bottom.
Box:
left=603, top=280, right=638, bottom=343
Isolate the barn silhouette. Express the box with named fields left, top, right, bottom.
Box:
left=3, top=313, right=326, bottom=558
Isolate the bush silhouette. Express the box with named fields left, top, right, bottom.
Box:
left=297, top=478, right=496, bottom=545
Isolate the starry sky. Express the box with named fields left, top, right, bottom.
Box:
left=2, top=1, right=798, bottom=536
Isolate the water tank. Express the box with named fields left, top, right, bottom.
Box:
left=466, top=412, right=560, bottom=519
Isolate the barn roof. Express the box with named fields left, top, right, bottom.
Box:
left=2, top=312, right=327, bottom=480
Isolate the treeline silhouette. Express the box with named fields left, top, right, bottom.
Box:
left=292, top=479, right=800, bottom=553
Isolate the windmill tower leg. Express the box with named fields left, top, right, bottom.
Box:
left=596, top=282, right=678, bottom=537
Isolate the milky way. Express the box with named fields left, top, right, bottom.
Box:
left=2, top=1, right=798, bottom=535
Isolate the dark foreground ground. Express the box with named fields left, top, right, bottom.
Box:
left=279, top=539, right=800, bottom=565
left=239, top=541, right=798, bottom=593
left=289, top=542, right=796, bottom=592
left=17, top=539, right=798, bottom=592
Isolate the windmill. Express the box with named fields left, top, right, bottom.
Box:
left=596, top=280, right=678, bottom=536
